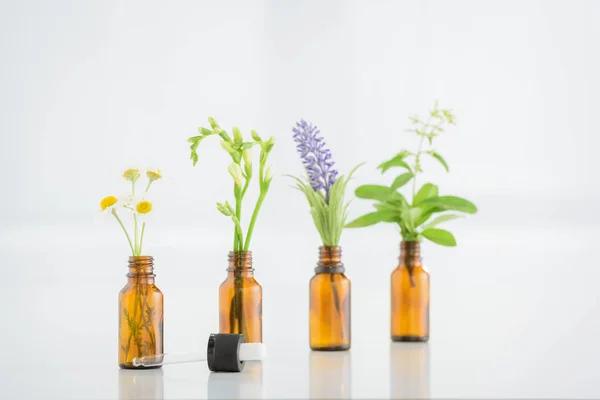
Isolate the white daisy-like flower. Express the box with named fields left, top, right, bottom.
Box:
left=94, top=195, right=120, bottom=225
left=123, top=195, right=155, bottom=223
left=118, top=194, right=139, bottom=213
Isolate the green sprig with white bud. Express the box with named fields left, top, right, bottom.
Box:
left=346, top=102, right=477, bottom=246
left=188, top=118, right=275, bottom=251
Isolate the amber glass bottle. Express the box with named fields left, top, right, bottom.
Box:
left=391, top=241, right=429, bottom=342
left=118, top=256, right=164, bottom=369
left=219, top=251, right=263, bottom=343
left=309, top=246, right=351, bottom=351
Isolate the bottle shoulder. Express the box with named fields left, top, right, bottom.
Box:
left=311, top=272, right=351, bottom=284
left=219, top=274, right=262, bottom=289
left=393, top=265, right=429, bottom=275
left=119, top=282, right=162, bottom=296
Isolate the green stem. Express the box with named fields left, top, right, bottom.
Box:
left=139, top=222, right=146, bottom=256
left=233, top=184, right=241, bottom=251
left=243, top=192, right=266, bottom=251
left=134, top=214, right=139, bottom=256
left=131, top=281, right=143, bottom=357
left=145, top=181, right=153, bottom=193
left=236, top=278, right=244, bottom=335
left=235, top=175, right=251, bottom=252
left=112, top=210, right=135, bottom=256
left=235, top=190, right=242, bottom=251
left=412, top=135, right=425, bottom=198
left=138, top=283, right=156, bottom=349
left=330, top=274, right=345, bottom=341
left=232, top=216, right=244, bottom=251
left=241, top=176, right=251, bottom=199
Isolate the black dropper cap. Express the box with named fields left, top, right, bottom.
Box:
left=207, top=333, right=246, bottom=372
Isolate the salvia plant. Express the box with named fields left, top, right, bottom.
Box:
left=288, top=120, right=361, bottom=247
left=346, top=102, right=477, bottom=246
left=188, top=117, right=275, bottom=251
left=99, top=168, right=162, bottom=255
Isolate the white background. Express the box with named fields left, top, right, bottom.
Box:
left=1, top=0, right=599, bottom=398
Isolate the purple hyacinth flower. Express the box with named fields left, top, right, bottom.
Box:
left=292, top=119, right=339, bottom=203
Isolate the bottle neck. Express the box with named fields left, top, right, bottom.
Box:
left=127, top=256, right=155, bottom=284
left=315, top=246, right=345, bottom=274
left=399, top=241, right=421, bottom=268
left=227, top=251, right=254, bottom=277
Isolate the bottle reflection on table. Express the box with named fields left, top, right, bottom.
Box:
left=207, top=361, right=264, bottom=399
left=309, top=351, right=351, bottom=399
left=119, top=368, right=164, bottom=400
left=390, top=342, right=430, bottom=399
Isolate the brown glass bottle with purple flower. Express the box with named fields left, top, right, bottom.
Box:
left=288, top=119, right=362, bottom=351
left=310, top=246, right=351, bottom=350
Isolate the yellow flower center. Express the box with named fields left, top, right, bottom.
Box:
left=146, top=169, right=162, bottom=182
left=123, top=169, right=141, bottom=182
left=100, top=196, right=118, bottom=210
left=136, top=200, right=153, bottom=214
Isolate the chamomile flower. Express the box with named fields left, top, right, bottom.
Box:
left=123, top=169, right=141, bottom=182
left=118, top=194, right=138, bottom=212
left=146, top=169, right=162, bottom=183
left=135, top=197, right=156, bottom=225
left=99, top=168, right=163, bottom=256
left=136, top=200, right=153, bottom=214
left=100, top=195, right=118, bottom=211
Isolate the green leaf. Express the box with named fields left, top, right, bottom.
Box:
left=421, top=214, right=463, bottom=230
left=190, top=151, right=199, bottom=166
left=390, top=173, right=414, bottom=191
left=239, top=142, right=255, bottom=150
left=421, top=196, right=477, bottom=214
left=413, top=183, right=438, bottom=206
left=355, top=185, right=391, bottom=202
left=421, top=228, right=456, bottom=246
left=346, top=211, right=398, bottom=228
left=414, top=209, right=432, bottom=227
left=187, top=136, right=202, bottom=143
left=407, top=208, right=421, bottom=229
left=387, top=191, right=409, bottom=207
left=428, top=151, right=449, bottom=172
left=190, top=141, right=199, bottom=152
left=378, top=152, right=413, bottom=174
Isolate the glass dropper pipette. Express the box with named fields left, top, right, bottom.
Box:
left=132, top=333, right=266, bottom=372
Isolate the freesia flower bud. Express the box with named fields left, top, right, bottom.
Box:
left=228, top=163, right=244, bottom=187
left=265, top=137, right=275, bottom=152
left=232, top=127, right=243, bottom=144
left=208, top=117, right=219, bottom=130
left=216, top=201, right=233, bottom=216
left=242, top=148, right=252, bottom=169
left=264, top=165, right=273, bottom=182
left=221, top=140, right=235, bottom=154
left=251, top=130, right=262, bottom=142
